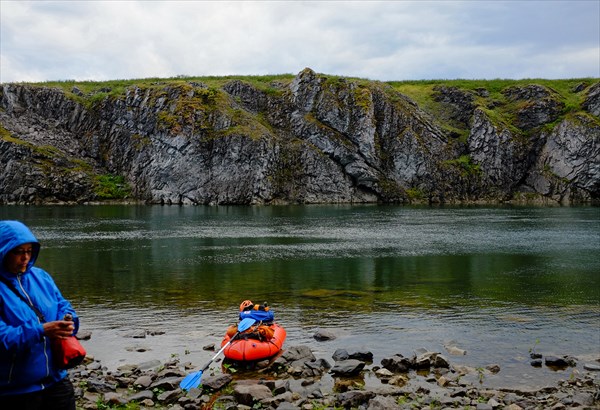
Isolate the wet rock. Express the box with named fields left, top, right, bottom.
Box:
left=76, top=330, right=92, bottom=340
left=583, top=363, right=600, bottom=371
left=381, top=354, right=412, bottom=373
left=330, top=359, right=365, bottom=376
left=348, top=350, right=373, bottom=362
left=374, top=367, right=394, bottom=381
left=332, top=348, right=349, bottom=361
left=531, top=359, right=543, bottom=367
left=304, top=358, right=331, bottom=374
left=332, top=348, right=373, bottom=362
left=126, top=329, right=147, bottom=338
left=444, top=341, right=467, bottom=356
left=313, top=329, right=336, bottom=341
left=545, top=356, right=575, bottom=368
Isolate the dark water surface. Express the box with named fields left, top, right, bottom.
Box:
left=2, top=205, right=599, bottom=389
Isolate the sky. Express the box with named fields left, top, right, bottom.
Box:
left=1, top=0, right=599, bottom=83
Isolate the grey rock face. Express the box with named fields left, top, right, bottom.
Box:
left=1, top=70, right=598, bottom=204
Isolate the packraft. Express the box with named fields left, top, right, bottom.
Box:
left=222, top=300, right=286, bottom=361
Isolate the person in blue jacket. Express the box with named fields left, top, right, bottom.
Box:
left=0, top=220, right=79, bottom=409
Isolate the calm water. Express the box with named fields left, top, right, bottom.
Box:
left=1, top=205, right=599, bottom=389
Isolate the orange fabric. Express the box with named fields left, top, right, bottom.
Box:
left=226, top=325, right=238, bottom=338
left=256, top=325, right=275, bottom=340
left=225, top=324, right=275, bottom=341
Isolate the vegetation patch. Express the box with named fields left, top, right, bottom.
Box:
left=0, top=124, right=12, bottom=139
left=443, top=154, right=481, bottom=177
left=94, top=174, right=131, bottom=200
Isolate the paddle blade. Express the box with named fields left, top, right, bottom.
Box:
left=238, top=317, right=256, bottom=332
left=179, top=370, right=203, bottom=391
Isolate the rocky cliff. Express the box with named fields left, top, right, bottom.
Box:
left=1, top=68, right=598, bottom=205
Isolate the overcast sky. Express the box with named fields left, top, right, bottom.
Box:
left=1, top=0, right=599, bottom=83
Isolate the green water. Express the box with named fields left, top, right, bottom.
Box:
left=1, top=205, right=599, bottom=388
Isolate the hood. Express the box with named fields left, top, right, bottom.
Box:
left=0, top=220, right=41, bottom=276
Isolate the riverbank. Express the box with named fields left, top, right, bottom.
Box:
left=72, top=343, right=599, bottom=410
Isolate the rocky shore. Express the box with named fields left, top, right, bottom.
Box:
left=71, top=337, right=600, bottom=410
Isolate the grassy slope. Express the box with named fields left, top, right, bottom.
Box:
left=34, top=75, right=598, bottom=135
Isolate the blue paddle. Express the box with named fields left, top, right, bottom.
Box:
left=180, top=317, right=256, bottom=391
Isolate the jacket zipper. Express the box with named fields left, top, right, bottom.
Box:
left=7, top=353, right=15, bottom=384
left=17, top=274, right=51, bottom=378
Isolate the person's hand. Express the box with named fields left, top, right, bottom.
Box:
left=43, top=320, right=74, bottom=339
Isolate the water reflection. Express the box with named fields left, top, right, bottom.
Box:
left=1, top=205, right=598, bottom=388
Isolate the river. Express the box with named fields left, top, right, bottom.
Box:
left=1, top=204, right=599, bottom=389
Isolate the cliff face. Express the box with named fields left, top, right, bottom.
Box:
left=0, top=68, right=598, bottom=205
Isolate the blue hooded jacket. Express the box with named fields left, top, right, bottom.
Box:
left=0, top=220, right=78, bottom=396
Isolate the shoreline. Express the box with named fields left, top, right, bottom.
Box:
left=71, top=342, right=600, bottom=410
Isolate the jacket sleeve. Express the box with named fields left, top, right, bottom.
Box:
left=0, top=306, right=45, bottom=356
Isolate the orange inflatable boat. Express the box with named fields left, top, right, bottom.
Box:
left=221, top=324, right=286, bottom=361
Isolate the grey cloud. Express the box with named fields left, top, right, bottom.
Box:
left=0, top=0, right=598, bottom=83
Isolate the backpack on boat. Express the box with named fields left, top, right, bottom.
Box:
left=231, top=300, right=276, bottom=341
left=238, top=300, right=275, bottom=323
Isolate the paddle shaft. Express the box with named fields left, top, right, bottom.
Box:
left=180, top=317, right=255, bottom=390
left=199, top=317, right=255, bottom=372
left=201, top=331, right=240, bottom=372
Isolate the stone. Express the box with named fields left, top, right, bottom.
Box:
left=133, top=375, right=153, bottom=388
left=437, top=375, right=450, bottom=387
left=336, top=390, right=376, bottom=408
left=150, top=376, right=184, bottom=390
left=126, top=329, right=147, bottom=338
left=332, top=348, right=349, bottom=361
left=381, top=354, right=412, bottom=373
left=234, top=384, right=272, bottom=406
left=544, top=356, right=570, bottom=367
left=329, top=359, right=365, bottom=376
left=485, top=364, right=501, bottom=373
left=128, top=390, right=154, bottom=401
left=76, top=330, right=92, bottom=340
left=347, top=350, right=373, bottom=362
left=367, top=395, right=401, bottom=409
left=85, top=378, right=117, bottom=393
left=157, top=389, right=181, bottom=404
left=313, top=329, right=336, bottom=341
left=530, top=359, right=543, bottom=367
left=583, top=363, right=600, bottom=371
left=136, top=359, right=162, bottom=371
left=201, top=373, right=233, bottom=390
